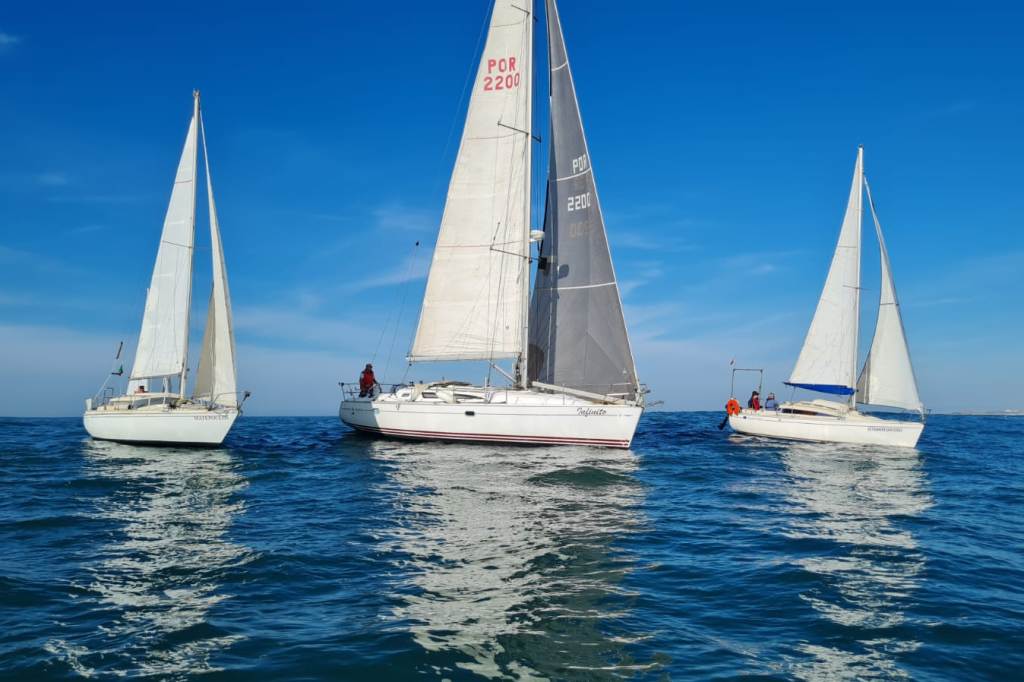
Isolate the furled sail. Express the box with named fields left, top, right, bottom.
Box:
left=409, top=1, right=533, bottom=362
left=194, top=113, right=238, bottom=407
left=787, top=146, right=863, bottom=396
left=527, top=0, right=639, bottom=400
left=856, top=178, right=923, bottom=413
left=131, top=100, right=198, bottom=382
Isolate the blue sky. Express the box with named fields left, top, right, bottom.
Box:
left=1, top=1, right=1021, bottom=416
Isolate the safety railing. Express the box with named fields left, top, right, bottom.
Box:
left=338, top=382, right=406, bottom=400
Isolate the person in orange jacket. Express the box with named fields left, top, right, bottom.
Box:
left=359, top=363, right=377, bottom=398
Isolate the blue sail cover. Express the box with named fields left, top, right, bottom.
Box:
left=784, top=382, right=855, bottom=396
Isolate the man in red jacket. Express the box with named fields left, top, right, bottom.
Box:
left=359, top=363, right=377, bottom=398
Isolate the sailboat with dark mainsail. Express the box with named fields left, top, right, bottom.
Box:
left=340, top=0, right=644, bottom=448
left=728, top=146, right=925, bottom=447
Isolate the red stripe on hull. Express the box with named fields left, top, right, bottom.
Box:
left=346, top=423, right=630, bottom=448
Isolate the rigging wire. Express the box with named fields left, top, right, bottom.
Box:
left=382, top=241, right=422, bottom=383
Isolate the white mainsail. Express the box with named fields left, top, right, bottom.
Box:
left=788, top=146, right=863, bottom=397
left=130, top=97, right=199, bottom=386
left=193, top=113, right=238, bottom=407
left=856, top=178, right=923, bottom=413
left=409, top=1, right=533, bottom=362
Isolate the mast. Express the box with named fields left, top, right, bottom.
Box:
left=851, top=145, right=863, bottom=409
left=180, top=89, right=200, bottom=398
left=518, top=1, right=535, bottom=389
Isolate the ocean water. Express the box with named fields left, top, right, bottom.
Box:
left=1, top=414, right=1022, bottom=680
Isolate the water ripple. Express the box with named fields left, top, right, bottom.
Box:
left=0, top=414, right=1023, bottom=679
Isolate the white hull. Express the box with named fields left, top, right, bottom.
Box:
left=729, top=408, right=923, bottom=448
left=340, top=387, right=641, bottom=448
left=83, top=406, right=238, bottom=445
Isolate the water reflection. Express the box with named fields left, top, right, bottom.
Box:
left=48, top=440, right=250, bottom=678
left=368, top=440, right=652, bottom=679
left=779, top=443, right=932, bottom=680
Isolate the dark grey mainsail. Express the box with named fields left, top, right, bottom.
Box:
left=527, top=0, right=639, bottom=400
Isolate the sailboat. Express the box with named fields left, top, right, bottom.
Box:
left=339, top=0, right=644, bottom=448
left=83, top=91, right=244, bottom=446
left=728, top=146, right=925, bottom=447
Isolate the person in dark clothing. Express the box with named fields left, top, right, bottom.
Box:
left=747, top=390, right=761, bottom=411
left=359, top=364, right=377, bottom=398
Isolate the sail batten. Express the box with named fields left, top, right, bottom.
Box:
left=527, top=0, right=639, bottom=400
left=856, top=177, right=923, bottom=413
left=409, top=1, right=533, bottom=364
left=788, top=147, right=863, bottom=395
left=130, top=104, right=199, bottom=382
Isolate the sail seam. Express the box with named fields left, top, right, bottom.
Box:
left=535, top=282, right=615, bottom=292
left=160, top=239, right=194, bottom=249
left=556, top=167, right=593, bottom=182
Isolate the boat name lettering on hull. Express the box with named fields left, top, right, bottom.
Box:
left=577, top=407, right=607, bottom=417
left=194, top=414, right=230, bottom=421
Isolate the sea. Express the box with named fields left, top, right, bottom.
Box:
left=1, top=414, right=1022, bottom=680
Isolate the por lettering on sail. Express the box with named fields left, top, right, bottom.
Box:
left=483, top=56, right=521, bottom=91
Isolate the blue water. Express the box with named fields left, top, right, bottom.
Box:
left=1, top=414, right=1022, bottom=680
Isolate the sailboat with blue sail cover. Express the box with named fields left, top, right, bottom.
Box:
left=728, top=147, right=926, bottom=447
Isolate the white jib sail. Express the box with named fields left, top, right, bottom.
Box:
left=194, top=112, right=238, bottom=407
left=856, top=177, right=923, bottom=413
left=409, top=1, right=533, bottom=362
left=130, top=101, right=198, bottom=382
left=788, top=146, right=863, bottom=394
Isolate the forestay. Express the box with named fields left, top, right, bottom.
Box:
left=194, top=114, right=238, bottom=407
left=528, top=0, right=639, bottom=400
left=787, top=147, right=863, bottom=396
left=856, top=178, right=923, bottom=413
left=410, top=1, right=533, bottom=362
left=131, top=104, right=198, bottom=381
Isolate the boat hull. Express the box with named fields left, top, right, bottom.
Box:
left=83, top=408, right=239, bottom=446
left=340, top=398, right=642, bottom=448
left=728, top=409, right=923, bottom=447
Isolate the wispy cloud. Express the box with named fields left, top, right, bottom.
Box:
left=619, top=261, right=664, bottom=298
left=47, top=194, right=147, bottom=205
left=925, top=99, right=977, bottom=118
left=67, top=224, right=108, bottom=235
left=372, top=203, right=436, bottom=233
left=233, top=304, right=373, bottom=350
left=0, top=32, right=20, bottom=51
left=36, top=172, right=69, bottom=187
left=342, top=252, right=429, bottom=293
left=0, top=244, right=84, bottom=275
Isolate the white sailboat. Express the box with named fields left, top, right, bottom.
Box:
left=729, top=146, right=926, bottom=447
left=84, top=91, right=244, bottom=446
left=340, top=0, right=644, bottom=448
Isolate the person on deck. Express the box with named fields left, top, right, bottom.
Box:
left=747, top=390, right=761, bottom=411
left=134, top=384, right=147, bottom=394
left=764, top=393, right=778, bottom=410
left=359, top=364, right=377, bottom=398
